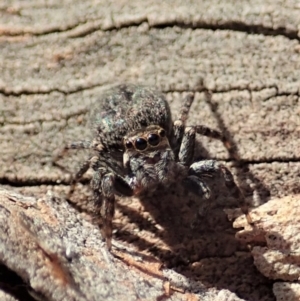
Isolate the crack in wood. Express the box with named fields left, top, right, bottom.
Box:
left=0, top=84, right=299, bottom=99
left=1, top=17, right=299, bottom=41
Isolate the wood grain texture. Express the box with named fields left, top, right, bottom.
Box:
left=0, top=1, right=299, bottom=300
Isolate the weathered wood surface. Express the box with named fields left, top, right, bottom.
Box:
left=234, top=194, right=300, bottom=301
left=0, top=1, right=300, bottom=300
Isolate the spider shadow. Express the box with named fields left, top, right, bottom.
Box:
left=114, top=154, right=274, bottom=300
left=204, top=92, right=271, bottom=207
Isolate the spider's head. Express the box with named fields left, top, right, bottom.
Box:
left=123, top=125, right=185, bottom=195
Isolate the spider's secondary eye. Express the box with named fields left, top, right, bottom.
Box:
left=159, top=129, right=166, bottom=137
left=147, top=133, right=160, bottom=146
left=135, top=138, right=147, bottom=150
left=125, top=141, right=133, bottom=149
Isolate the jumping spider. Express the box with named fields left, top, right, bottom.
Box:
left=65, top=84, right=251, bottom=249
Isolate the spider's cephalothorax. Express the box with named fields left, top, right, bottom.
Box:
left=66, top=84, right=251, bottom=249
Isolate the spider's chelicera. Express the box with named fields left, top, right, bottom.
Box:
left=66, top=84, right=251, bottom=249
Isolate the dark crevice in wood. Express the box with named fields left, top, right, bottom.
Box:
left=222, top=158, right=300, bottom=164
left=0, top=178, right=71, bottom=187
left=1, top=18, right=299, bottom=41
left=0, top=84, right=299, bottom=99
left=0, top=20, right=90, bottom=37
left=0, top=84, right=101, bottom=97
left=152, top=21, right=300, bottom=41
left=71, top=19, right=300, bottom=41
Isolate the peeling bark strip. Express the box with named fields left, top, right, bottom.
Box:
left=0, top=1, right=300, bottom=301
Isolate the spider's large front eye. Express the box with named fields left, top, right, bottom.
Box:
left=135, top=138, right=147, bottom=150
left=147, top=133, right=160, bottom=146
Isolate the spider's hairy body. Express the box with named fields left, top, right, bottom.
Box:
left=67, top=84, right=251, bottom=249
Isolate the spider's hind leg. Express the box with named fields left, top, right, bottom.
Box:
left=53, top=140, right=92, bottom=161
left=67, top=155, right=95, bottom=198
left=53, top=140, right=92, bottom=197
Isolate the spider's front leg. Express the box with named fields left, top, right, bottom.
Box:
left=177, top=124, right=252, bottom=223
left=172, top=93, right=194, bottom=158
left=172, top=92, right=235, bottom=160
left=91, top=163, right=134, bottom=250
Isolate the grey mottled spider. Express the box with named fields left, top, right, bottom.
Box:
left=65, top=84, right=251, bottom=249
